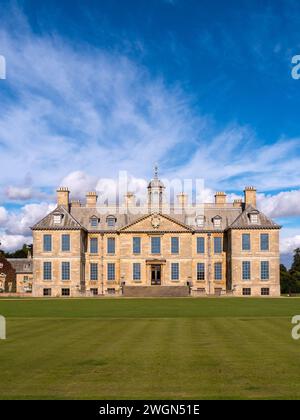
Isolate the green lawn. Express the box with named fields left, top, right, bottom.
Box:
left=0, top=297, right=300, bottom=400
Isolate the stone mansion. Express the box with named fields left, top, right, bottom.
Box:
left=32, top=170, right=281, bottom=297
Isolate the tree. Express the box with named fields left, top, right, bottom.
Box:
left=1, top=244, right=32, bottom=259
left=280, top=264, right=296, bottom=295
left=291, top=248, right=300, bottom=273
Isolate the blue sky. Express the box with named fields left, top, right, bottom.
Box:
left=0, top=0, right=299, bottom=264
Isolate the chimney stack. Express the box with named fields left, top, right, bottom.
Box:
left=244, top=187, right=257, bottom=208
left=215, top=192, right=227, bottom=205
left=233, top=199, right=243, bottom=208
left=124, top=192, right=136, bottom=208
left=57, top=187, right=70, bottom=210
left=71, top=200, right=81, bottom=208
left=86, top=192, right=98, bottom=208
left=177, top=193, right=188, bottom=208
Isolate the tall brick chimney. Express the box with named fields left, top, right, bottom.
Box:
left=215, top=192, right=227, bottom=205
left=86, top=192, right=98, bottom=208
left=244, top=187, right=257, bottom=208
left=57, top=187, right=70, bottom=210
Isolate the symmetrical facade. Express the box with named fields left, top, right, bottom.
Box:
left=32, top=171, right=281, bottom=297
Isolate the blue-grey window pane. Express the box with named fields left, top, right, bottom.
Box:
left=43, top=262, right=52, bottom=280
left=90, top=217, right=98, bottom=227
left=197, top=237, right=205, bottom=254
left=61, top=262, right=70, bottom=281
left=43, top=235, right=52, bottom=252
left=242, top=261, right=251, bottom=280
left=171, top=263, right=179, bottom=281
left=151, top=237, right=161, bottom=254
left=197, top=263, right=205, bottom=280
left=261, top=261, right=270, bottom=280
left=214, top=237, right=222, bottom=254
left=133, top=237, right=141, bottom=254
left=214, top=263, right=222, bottom=280
left=90, top=238, right=98, bottom=254
left=90, top=263, right=98, bottom=281
left=107, top=217, right=116, bottom=227
left=242, top=234, right=251, bottom=251
left=261, top=234, right=269, bottom=251
left=107, top=263, right=115, bottom=281
left=133, top=263, right=141, bottom=281
left=107, top=238, right=115, bottom=254
left=61, top=234, right=70, bottom=252
left=171, top=237, right=179, bottom=254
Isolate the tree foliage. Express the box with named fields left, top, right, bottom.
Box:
left=281, top=249, right=300, bottom=295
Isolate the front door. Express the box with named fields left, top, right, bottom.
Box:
left=151, top=265, right=161, bottom=286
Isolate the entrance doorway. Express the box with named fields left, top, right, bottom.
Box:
left=151, top=265, right=161, bottom=286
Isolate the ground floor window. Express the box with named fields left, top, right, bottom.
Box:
left=133, top=263, right=141, bottom=281
left=243, top=288, right=251, bottom=296
left=171, top=263, right=179, bottom=281
left=107, top=288, right=116, bottom=295
left=107, top=263, right=116, bottom=281
left=214, top=288, right=222, bottom=296
left=90, top=288, right=98, bottom=296
left=62, top=288, right=70, bottom=296
left=197, top=263, right=205, bottom=281
left=43, top=288, right=51, bottom=296
left=261, top=288, right=270, bottom=296
left=197, top=288, right=206, bottom=294
left=214, top=263, right=222, bottom=281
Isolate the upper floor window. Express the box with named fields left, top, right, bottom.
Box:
left=171, top=237, right=179, bottom=254
left=53, top=213, right=63, bottom=224
left=195, top=215, right=205, bottom=228
left=90, top=216, right=99, bottom=228
left=90, top=238, right=98, bottom=254
left=107, top=238, right=116, bottom=254
left=260, top=234, right=269, bottom=251
left=107, top=216, right=116, bottom=227
left=197, top=237, right=205, bottom=254
left=242, top=234, right=251, bottom=251
left=61, top=234, right=70, bottom=252
left=214, top=237, right=222, bottom=254
left=133, top=237, right=141, bottom=254
left=151, top=237, right=161, bottom=254
left=43, top=234, right=52, bottom=252
left=61, top=262, right=70, bottom=281
left=261, top=261, right=270, bottom=281
left=213, top=216, right=222, bottom=228
left=249, top=211, right=259, bottom=224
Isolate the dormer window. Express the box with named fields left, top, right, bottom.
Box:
left=196, top=215, right=205, bottom=227
left=249, top=211, right=259, bottom=224
left=90, top=216, right=99, bottom=228
left=107, top=216, right=116, bottom=227
left=213, top=216, right=222, bottom=228
left=53, top=213, right=63, bottom=224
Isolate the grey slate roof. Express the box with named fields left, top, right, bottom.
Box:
left=32, top=206, right=83, bottom=231
left=7, top=259, right=33, bottom=274
left=31, top=202, right=280, bottom=232
left=229, top=205, right=281, bottom=230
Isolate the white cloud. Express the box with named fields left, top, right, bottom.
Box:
left=0, top=234, right=32, bottom=252
left=0, top=207, right=8, bottom=224
left=257, top=190, right=300, bottom=218
left=6, top=186, right=33, bottom=200
left=280, top=235, right=300, bottom=255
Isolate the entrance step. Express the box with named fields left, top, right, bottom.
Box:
left=123, top=286, right=190, bottom=298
